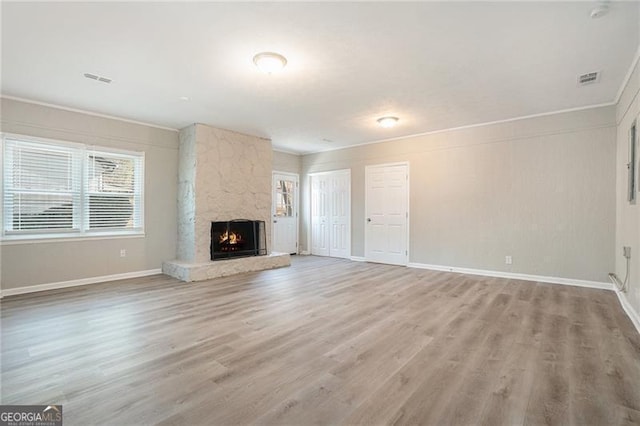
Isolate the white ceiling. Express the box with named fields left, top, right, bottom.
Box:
left=2, top=2, right=639, bottom=153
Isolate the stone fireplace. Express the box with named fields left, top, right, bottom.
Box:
left=162, top=123, right=290, bottom=282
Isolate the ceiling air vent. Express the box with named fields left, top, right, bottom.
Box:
left=578, top=71, right=600, bottom=86
left=84, top=73, right=112, bottom=84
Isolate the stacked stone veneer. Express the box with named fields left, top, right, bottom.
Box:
left=163, top=123, right=290, bottom=282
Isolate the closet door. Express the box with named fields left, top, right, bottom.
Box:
left=310, top=170, right=351, bottom=259
left=310, top=175, right=330, bottom=256
left=329, top=170, right=351, bottom=259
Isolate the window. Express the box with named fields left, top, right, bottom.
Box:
left=274, top=178, right=295, bottom=217
left=630, top=121, right=637, bottom=205
left=2, top=134, right=144, bottom=240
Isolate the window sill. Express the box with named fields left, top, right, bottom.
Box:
left=0, top=232, right=146, bottom=245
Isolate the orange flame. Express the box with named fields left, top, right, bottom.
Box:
left=220, top=230, right=242, bottom=245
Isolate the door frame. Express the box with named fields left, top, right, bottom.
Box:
left=364, top=161, right=410, bottom=265
left=272, top=171, right=300, bottom=254
left=308, top=169, right=351, bottom=258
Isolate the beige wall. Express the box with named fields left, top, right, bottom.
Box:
left=615, top=57, right=640, bottom=316
left=302, top=106, right=617, bottom=283
left=273, top=150, right=302, bottom=175
left=0, top=98, right=179, bottom=290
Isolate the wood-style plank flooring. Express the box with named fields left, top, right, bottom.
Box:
left=2, top=256, right=640, bottom=425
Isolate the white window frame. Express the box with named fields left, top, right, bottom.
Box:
left=1, top=133, right=145, bottom=242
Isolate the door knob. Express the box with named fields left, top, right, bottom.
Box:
left=367, top=218, right=371, bottom=223
left=274, top=220, right=278, bottom=223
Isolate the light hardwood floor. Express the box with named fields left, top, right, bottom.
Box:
left=2, top=256, right=640, bottom=425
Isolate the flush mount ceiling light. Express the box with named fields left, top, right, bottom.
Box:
left=253, top=52, right=287, bottom=74
left=377, top=116, right=399, bottom=128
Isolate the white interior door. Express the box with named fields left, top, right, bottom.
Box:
left=329, top=170, right=351, bottom=259
left=311, top=170, right=351, bottom=258
left=272, top=172, right=298, bottom=254
left=311, top=175, right=330, bottom=256
left=365, top=163, right=409, bottom=265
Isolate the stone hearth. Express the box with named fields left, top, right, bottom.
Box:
left=163, top=123, right=291, bottom=282
left=162, top=252, right=290, bottom=282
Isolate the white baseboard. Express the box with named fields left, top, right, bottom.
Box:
left=0, top=269, right=163, bottom=298
left=615, top=290, right=640, bottom=335
left=300, top=252, right=362, bottom=261
left=407, top=262, right=612, bottom=290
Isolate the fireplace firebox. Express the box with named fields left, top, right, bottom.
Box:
left=210, top=220, right=266, bottom=261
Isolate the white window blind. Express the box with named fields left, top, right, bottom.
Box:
left=86, top=149, right=143, bottom=231
left=2, top=135, right=144, bottom=239
left=3, top=139, right=82, bottom=234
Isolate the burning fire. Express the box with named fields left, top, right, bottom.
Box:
left=219, top=230, right=242, bottom=245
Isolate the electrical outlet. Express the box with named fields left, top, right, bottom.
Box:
left=120, top=249, right=126, bottom=258
left=505, top=255, right=512, bottom=265
left=623, top=246, right=631, bottom=259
